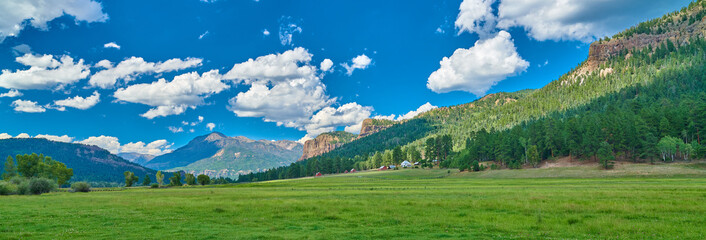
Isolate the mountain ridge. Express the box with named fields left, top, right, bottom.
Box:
left=146, top=132, right=303, bottom=178
left=0, top=138, right=156, bottom=183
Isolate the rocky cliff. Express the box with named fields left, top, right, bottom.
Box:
left=358, top=118, right=395, bottom=138
left=299, top=131, right=357, bottom=161
left=298, top=119, right=398, bottom=161
left=577, top=2, right=706, bottom=77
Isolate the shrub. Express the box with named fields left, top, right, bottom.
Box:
left=9, top=176, right=25, bottom=185
left=150, top=183, right=159, bottom=188
left=16, top=180, right=30, bottom=195
left=71, top=182, right=91, bottom=192
left=28, top=178, right=57, bottom=195
left=0, top=181, right=17, bottom=195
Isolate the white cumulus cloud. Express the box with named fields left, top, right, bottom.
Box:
left=224, top=48, right=373, bottom=140
left=455, top=0, right=496, bottom=37
left=224, top=47, right=316, bottom=84
left=304, top=102, right=373, bottom=137
left=89, top=56, right=203, bottom=89
left=11, top=99, right=46, bottom=113
left=397, top=102, right=438, bottom=120
left=0, top=53, right=90, bottom=90
left=0, top=133, right=11, bottom=139
left=342, top=54, right=372, bottom=76
left=427, top=31, right=528, bottom=96
left=121, top=140, right=172, bottom=156
left=206, top=123, right=215, bottom=131
left=0, top=89, right=22, bottom=98
left=168, top=126, right=184, bottom=133
left=320, top=59, right=334, bottom=72
left=77, top=135, right=172, bottom=155
left=54, top=91, right=100, bottom=110
left=455, top=0, right=691, bottom=42
left=34, top=134, right=73, bottom=142
left=373, top=102, right=438, bottom=121
left=15, top=133, right=30, bottom=138
left=0, top=0, right=108, bottom=42
left=104, top=42, right=121, bottom=49
left=114, top=70, right=228, bottom=119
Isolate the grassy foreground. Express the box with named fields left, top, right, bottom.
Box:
left=2, top=164, right=706, bottom=239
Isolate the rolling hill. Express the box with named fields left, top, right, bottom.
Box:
left=0, top=138, right=156, bottom=183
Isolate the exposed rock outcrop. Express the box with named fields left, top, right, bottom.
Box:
left=576, top=4, right=706, bottom=77
left=298, top=118, right=398, bottom=161
left=299, top=131, right=357, bottom=161
left=358, top=118, right=395, bottom=138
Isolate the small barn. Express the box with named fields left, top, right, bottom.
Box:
left=378, top=166, right=388, bottom=171
left=389, top=165, right=396, bottom=169
left=315, top=172, right=323, bottom=177
left=401, top=160, right=412, bottom=168
left=350, top=168, right=357, bottom=173
left=344, top=170, right=349, bottom=173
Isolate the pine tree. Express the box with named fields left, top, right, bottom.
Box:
left=142, top=174, right=151, bottom=186
left=597, top=141, right=615, bottom=169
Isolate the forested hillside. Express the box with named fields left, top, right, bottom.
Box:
left=238, top=0, right=706, bottom=182
left=0, top=138, right=156, bottom=184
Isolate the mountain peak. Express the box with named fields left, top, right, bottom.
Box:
left=204, top=132, right=227, bottom=141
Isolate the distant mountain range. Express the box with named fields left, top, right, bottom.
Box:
left=143, top=132, right=303, bottom=178
left=0, top=138, right=156, bottom=183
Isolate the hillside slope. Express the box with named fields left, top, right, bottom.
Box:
left=0, top=138, right=156, bottom=183
left=239, top=0, right=706, bottom=182
left=325, top=0, right=706, bottom=156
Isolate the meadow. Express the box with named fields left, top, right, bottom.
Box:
left=1, top=163, right=706, bottom=239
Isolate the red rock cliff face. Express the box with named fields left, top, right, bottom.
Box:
left=299, top=134, right=348, bottom=161
left=578, top=8, right=706, bottom=76
left=298, top=118, right=396, bottom=161
left=357, top=118, right=394, bottom=139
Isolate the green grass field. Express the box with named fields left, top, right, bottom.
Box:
left=2, top=163, right=706, bottom=239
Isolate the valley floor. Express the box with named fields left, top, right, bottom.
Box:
left=2, top=162, right=706, bottom=239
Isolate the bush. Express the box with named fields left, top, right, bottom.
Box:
left=28, top=178, right=57, bottom=195
left=70, top=182, right=91, bottom=192
left=150, top=183, right=159, bottom=188
left=9, top=176, right=25, bottom=185
left=16, top=180, right=30, bottom=195
left=0, top=181, right=17, bottom=195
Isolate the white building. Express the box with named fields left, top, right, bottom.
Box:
left=401, top=160, right=412, bottom=168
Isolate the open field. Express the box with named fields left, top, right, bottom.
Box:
left=2, top=163, right=706, bottom=239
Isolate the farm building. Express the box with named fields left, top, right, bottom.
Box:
left=350, top=169, right=357, bottom=173
left=315, top=172, right=323, bottom=177
left=378, top=166, right=388, bottom=171
left=401, top=161, right=412, bottom=168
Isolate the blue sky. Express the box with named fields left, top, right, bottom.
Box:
left=0, top=0, right=691, bottom=155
